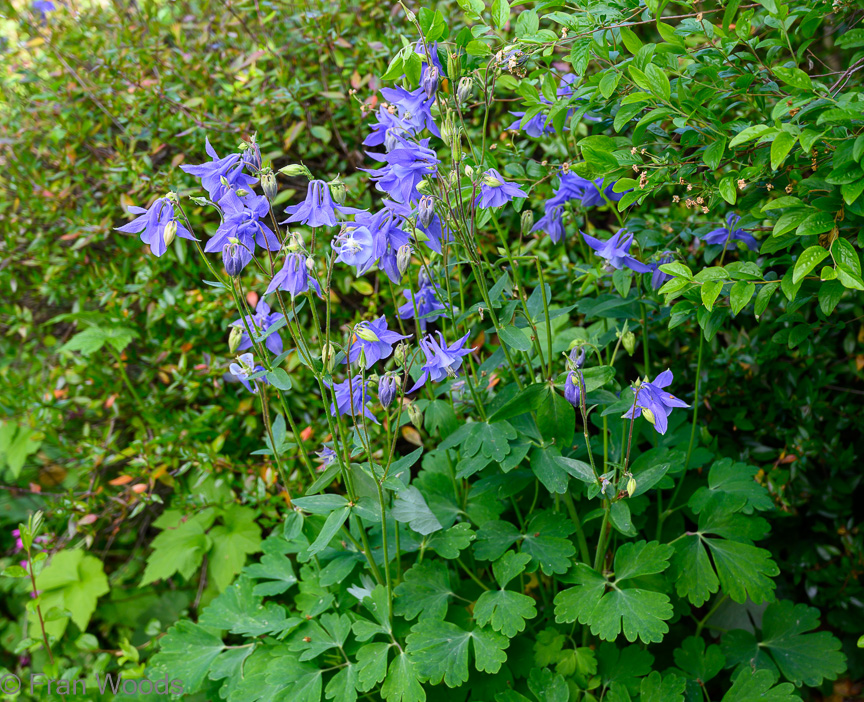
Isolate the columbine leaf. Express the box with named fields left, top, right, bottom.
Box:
left=721, top=669, right=799, bottom=702
left=554, top=541, right=673, bottom=644
left=426, top=522, right=475, bottom=559
left=325, top=664, right=357, bottom=702
left=722, top=600, right=846, bottom=687
left=149, top=621, right=225, bottom=695
left=356, top=642, right=392, bottom=693
left=688, top=458, right=774, bottom=514
left=474, top=520, right=522, bottom=561
left=640, top=670, right=685, bottom=702
left=208, top=505, right=262, bottom=591
left=199, top=577, right=298, bottom=637
left=392, top=485, right=443, bottom=535
left=462, top=420, right=517, bottom=461
left=673, top=636, right=725, bottom=685
left=492, top=550, right=532, bottom=588
left=406, top=619, right=508, bottom=686
left=393, top=561, right=453, bottom=621
left=381, top=651, right=425, bottom=702
left=243, top=544, right=298, bottom=596
left=527, top=667, right=568, bottom=702
left=520, top=510, right=577, bottom=575
left=474, top=589, right=537, bottom=637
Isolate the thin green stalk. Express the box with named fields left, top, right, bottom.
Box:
left=563, top=492, right=591, bottom=565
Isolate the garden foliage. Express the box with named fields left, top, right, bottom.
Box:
left=2, top=0, right=864, bottom=700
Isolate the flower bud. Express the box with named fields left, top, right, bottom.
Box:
left=464, top=165, right=474, bottom=179
left=397, top=244, right=412, bottom=278
left=407, top=402, right=423, bottom=429
left=329, top=177, right=347, bottom=205
left=621, top=331, right=636, bottom=356
left=261, top=171, right=278, bottom=201
left=322, top=343, right=336, bottom=372
left=564, top=370, right=581, bottom=408
left=418, top=196, right=435, bottom=229
left=306, top=256, right=315, bottom=271
left=457, top=76, right=473, bottom=104
left=278, top=164, right=313, bottom=179
left=483, top=172, right=502, bottom=187
left=220, top=175, right=230, bottom=188
left=236, top=188, right=250, bottom=197
left=394, top=341, right=409, bottom=366
left=378, top=374, right=399, bottom=408
left=421, top=65, right=439, bottom=100
left=416, top=179, right=430, bottom=193
left=568, top=345, right=586, bottom=369
left=162, top=220, right=177, bottom=247
left=355, top=324, right=380, bottom=343
left=223, top=242, right=244, bottom=277
left=229, top=326, right=244, bottom=354
left=626, top=477, right=637, bottom=497
left=384, top=128, right=401, bottom=152
left=520, top=210, right=534, bottom=237
left=640, top=407, right=656, bottom=425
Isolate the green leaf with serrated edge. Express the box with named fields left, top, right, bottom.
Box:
left=200, top=577, right=297, bottom=636
left=33, top=550, right=110, bottom=638
left=554, top=542, right=673, bottom=643
left=462, top=421, right=517, bottom=461
left=139, top=517, right=210, bottom=585
left=406, top=620, right=508, bottom=686
left=474, top=520, right=522, bottom=561
left=356, top=643, right=391, bottom=693
left=673, top=636, right=725, bottom=684
left=393, top=561, right=453, bottom=621
left=528, top=667, right=568, bottom=702
left=381, top=652, right=425, bottom=702
left=688, top=458, right=774, bottom=514
left=426, top=522, right=475, bottom=559
left=521, top=510, right=577, bottom=575
left=729, top=281, right=755, bottom=316
left=492, top=550, right=531, bottom=588
left=721, top=669, right=800, bottom=701
left=392, top=486, right=442, bottom=535
left=149, top=621, right=225, bottom=695
left=474, top=589, right=537, bottom=637
left=793, top=245, right=829, bottom=284
left=722, top=600, right=846, bottom=687
left=306, top=505, right=351, bottom=555
left=640, top=670, right=685, bottom=702
left=208, top=505, right=262, bottom=591
left=325, top=664, right=357, bottom=702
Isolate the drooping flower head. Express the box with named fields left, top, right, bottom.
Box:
left=408, top=332, right=474, bottom=393
left=650, top=252, right=675, bottom=290
left=475, top=168, right=528, bottom=209
left=623, top=369, right=689, bottom=435
left=283, top=180, right=347, bottom=228
left=352, top=203, right=412, bottom=283
left=414, top=38, right=444, bottom=79
left=32, top=0, right=55, bottom=16
left=364, top=135, right=439, bottom=204
left=364, top=105, right=411, bottom=149
left=701, top=213, right=758, bottom=251
left=582, top=229, right=652, bottom=273
left=378, top=374, right=399, bottom=408
left=380, top=85, right=440, bottom=137
left=346, top=316, right=411, bottom=369
left=230, top=298, right=284, bottom=356
left=181, top=137, right=257, bottom=202
left=316, top=446, right=337, bottom=469
left=563, top=346, right=586, bottom=408
left=553, top=173, right=623, bottom=208
left=229, top=353, right=267, bottom=394
left=207, top=191, right=279, bottom=269
left=115, top=197, right=197, bottom=257
left=397, top=273, right=446, bottom=331
left=267, top=251, right=322, bottom=298
left=332, top=224, right=376, bottom=274
left=531, top=204, right=566, bottom=243
left=327, top=378, right=379, bottom=424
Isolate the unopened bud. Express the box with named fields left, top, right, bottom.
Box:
left=220, top=176, right=230, bottom=188
left=418, top=196, right=435, bottom=228
left=407, top=402, right=423, bottom=429
left=421, top=65, right=439, bottom=99
left=621, top=331, right=636, bottom=356
left=457, top=76, right=472, bottom=104
left=626, top=477, right=637, bottom=497
left=378, top=374, right=399, bottom=408
left=464, top=165, right=474, bottom=179
left=223, top=242, right=244, bottom=277
left=568, top=345, right=586, bottom=369
left=278, top=163, right=313, bottom=179
left=355, top=324, right=380, bottom=343
left=322, top=343, right=336, bottom=372
left=394, top=342, right=409, bottom=366
left=483, top=172, right=502, bottom=187
left=641, top=407, right=656, bottom=425
left=520, top=210, right=534, bottom=236
left=306, top=256, right=315, bottom=271
left=329, top=177, right=347, bottom=205
left=162, top=220, right=177, bottom=247
left=228, top=326, right=244, bottom=354
left=446, top=51, right=460, bottom=83
left=416, top=179, right=430, bottom=193
left=397, top=244, right=412, bottom=278
left=236, top=188, right=250, bottom=197
left=261, top=171, right=278, bottom=201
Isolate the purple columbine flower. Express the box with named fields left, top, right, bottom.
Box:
left=115, top=198, right=197, bottom=257
left=553, top=173, right=623, bottom=208
left=364, top=136, right=439, bottom=204
left=347, top=316, right=411, bottom=369
left=622, top=369, right=689, bottom=435
left=316, top=445, right=337, bottom=468
left=231, top=298, right=284, bottom=356
left=531, top=204, right=566, bottom=243
left=351, top=203, right=412, bottom=283
left=206, top=191, right=279, bottom=271
left=397, top=273, right=446, bottom=331
left=421, top=65, right=439, bottom=100
left=283, top=180, right=346, bottom=228
left=650, top=252, right=675, bottom=290
left=408, top=332, right=473, bottom=393
left=582, top=229, right=652, bottom=273
left=475, top=168, right=528, bottom=209
left=378, top=374, right=399, bottom=408
left=181, top=137, right=257, bottom=202
left=413, top=38, right=444, bottom=79
left=266, top=251, right=322, bottom=298
left=332, top=225, right=376, bottom=274
left=380, top=85, right=440, bottom=138
left=564, top=370, right=583, bottom=408
left=417, top=212, right=452, bottom=254
left=32, top=0, right=55, bottom=15
left=229, top=353, right=267, bottom=394
left=701, top=213, right=759, bottom=251
left=364, top=106, right=411, bottom=149
left=327, top=378, right=379, bottom=424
